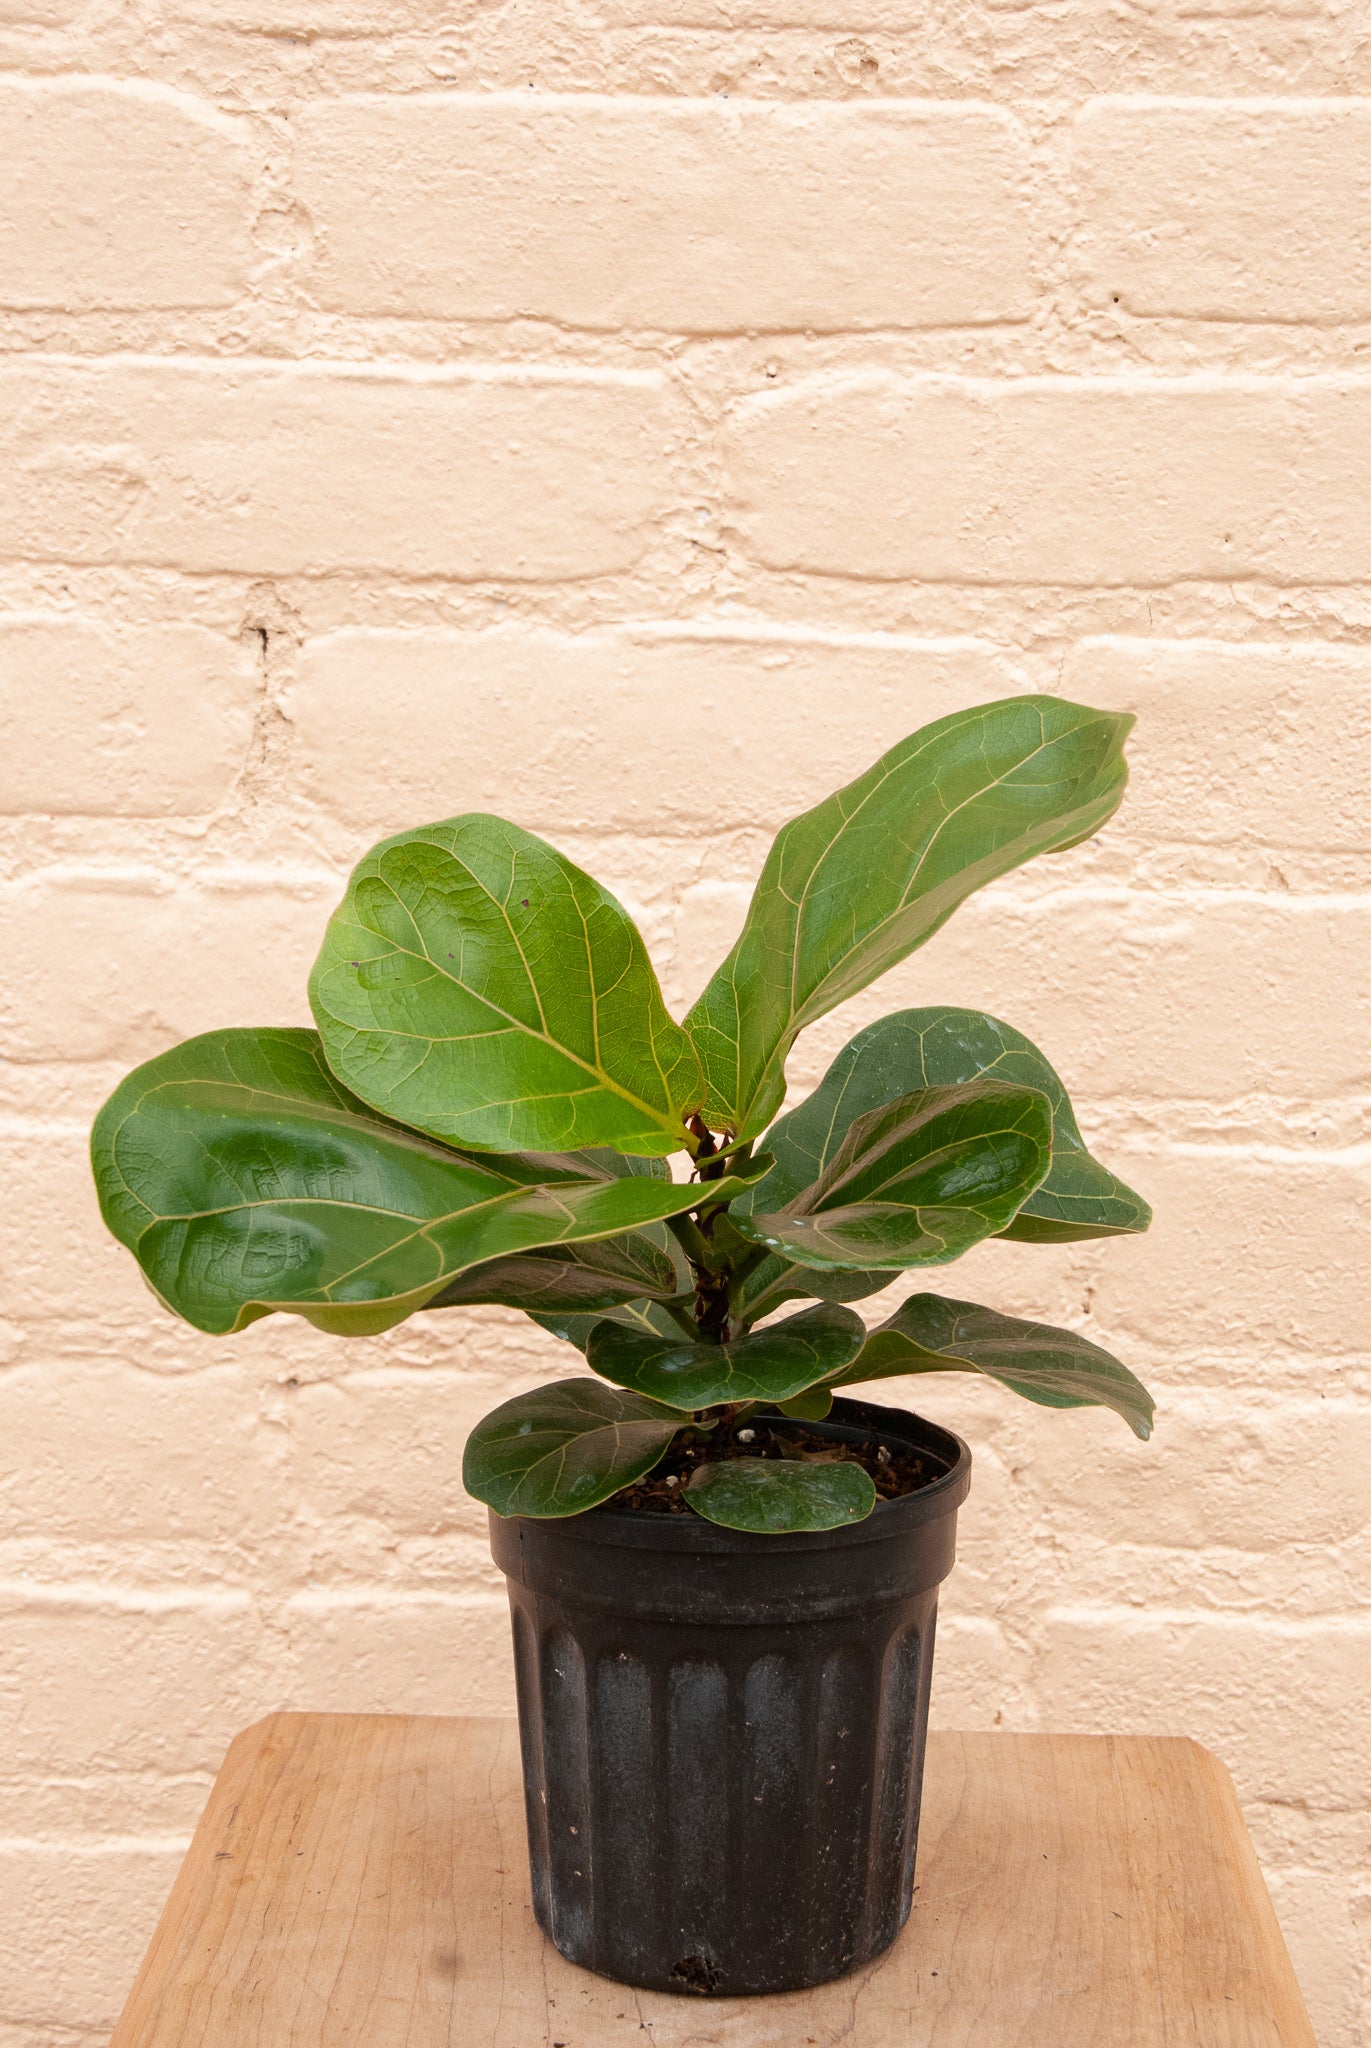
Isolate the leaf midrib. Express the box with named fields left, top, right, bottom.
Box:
left=782, top=715, right=1064, bottom=1034
left=133, top=1176, right=588, bottom=1298
left=719, top=715, right=1105, bottom=1129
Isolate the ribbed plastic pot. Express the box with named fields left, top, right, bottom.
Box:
left=487, top=1396, right=971, bottom=1997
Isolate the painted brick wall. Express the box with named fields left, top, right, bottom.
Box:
left=1, top=3, right=1368, bottom=2041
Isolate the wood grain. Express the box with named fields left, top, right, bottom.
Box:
left=109, top=1715, right=1316, bottom=2048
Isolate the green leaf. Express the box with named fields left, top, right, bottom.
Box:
left=424, top=1236, right=681, bottom=1314
left=835, top=1292, right=1155, bottom=1440
left=462, top=1378, right=683, bottom=1518
left=426, top=1147, right=684, bottom=1312
left=736, top=1257, right=892, bottom=1329
left=773, top=1386, right=835, bottom=1421
left=90, top=1028, right=764, bottom=1338
left=685, top=697, right=1133, bottom=1139
left=586, top=1302, right=865, bottom=1409
left=686, top=1456, right=877, bottom=1533
left=309, top=814, right=703, bottom=1157
left=733, top=1081, right=1052, bottom=1272
left=745, top=1007, right=1148, bottom=1244
left=530, top=1298, right=689, bottom=1354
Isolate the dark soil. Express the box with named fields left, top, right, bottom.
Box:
left=609, top=1413, right=933, bottom=1515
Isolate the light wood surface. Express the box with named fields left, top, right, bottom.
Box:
left=109, top=1714, right=1316, bottom=2048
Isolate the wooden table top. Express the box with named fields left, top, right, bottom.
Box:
left=109, top=1713, right=1315, bottom=2048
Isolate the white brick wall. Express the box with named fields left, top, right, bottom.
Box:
left=1072, top=98, right=1371, bottom=322
left=0, top=81, right=258, bottom=311
left=727, top=375, right=1371, bottom=583
left=294, top=97, right=1038, bottom=329
left=0, top=362, right=679, bottom=578
left=0, top=5, right=1367, bottom=2042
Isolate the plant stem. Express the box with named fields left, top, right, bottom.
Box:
left=661, top=1300, right=701, bottom=1340
left=694, top=1276, right=731, bottom=1344
left=666, top=1211, right=715, bottom=1271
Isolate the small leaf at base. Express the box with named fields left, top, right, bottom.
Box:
left=462, top=1378, right=683, bottom=1518
left=686, top=1456, right=877, bottom=1533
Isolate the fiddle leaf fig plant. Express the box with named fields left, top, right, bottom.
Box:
left=91, top=695, right=1155, bottom=1536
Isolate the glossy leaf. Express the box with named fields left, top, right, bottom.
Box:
left=90, top=1028, right=764, bottom=1337
left=462, top=1378, right=683, bottom=1517
left=310, top=814, right=703, bottom=1157
left=424, top=1235, right=680, bottom=1314
left=530, top=1298, right=689, bottom=1354
left=737, top=1256, right=893, bottom=1330
left=586, top=1302, right=866, bottom=1409
left=835, top=1292, right=1155, bottom=1440
left=685, top=698, right=1134, bottom=1139
left=733, top=1081, right=1052, bottom=1271
left=686, top=1456, right=877, bottom=1532
left=744, top=1007, right=1147, bottom=1244
left=426, top=1147, right=682, bottom=1311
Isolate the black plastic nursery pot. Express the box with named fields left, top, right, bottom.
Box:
left=487, top=1395, right=972, bottom=1997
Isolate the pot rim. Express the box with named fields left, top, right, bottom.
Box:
left=505, top=1396, right=972, bottom=1557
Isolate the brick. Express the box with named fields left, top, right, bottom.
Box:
left=1038, top=1609, right=1371, bottom=1808
left=1261, top=1867, right=1365, bottom=2048
left=671, top=878, right=757, bottom=1015
left=283, top=1590, right=515, bottom=1716
left=1046, top=1395, right=1371, bottom=1553
left=866, top=1139, right=1371, bottom=1364
left=1074, top=98, right=1371, bottom=323
left=285, top=626, right=1014, bottom=839
left=0, top=1123, right=162, bottom=1327
left=1171, top=0, right=1330, bottom=12
left=296, top=96, right=1036, bottom=331
left=0, top=81, right=254, bottom=313
left=0, top=617, right=258, bottom=817
left=597, top=0, right=926, bottom=21
left=0, top=1841, right=182, bottom=2030
left=0, top=1589, right=271, bottom=1776
left=926, top=1615, right=1038, bottom=1729
left=0, top=872, right=332, bottom=1064
left=170, top=0, right=455, bottom=25
left=725, top=374, right=1371, bottom=584
left=0, top=361, right=675, bottom=580
left=287, top=1368, right=521, bottom=1555
left=0, top=1361, right=283, bottom=1548
left=1064, top=1146, right=1371, bottom=1358
left=1061, top=638, right=1371, bottom=852
left=0, top=0, right=93, bottom=24
left=0, top=1772, right=214, bottom=1840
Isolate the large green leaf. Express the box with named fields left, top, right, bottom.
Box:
left=746, top=1007, right=1150, bottom=1244
left=732, top=1081, right=1052, bottom=1271
left=685, top=697, right=1133, bottom=1139
left=686, top=1456, right=877, bottom=1532
left=424, top=1237, right=681, bottom=1314
left=835, top=1292, right=1155, bottom=1440
left=90, top=1028, right=763, bottom=1337
left=586, top=1301, right=865, bottom=1409
left=462, top=1378, right=684, bottom=1517
left=310, top=814, right=703, bottom=1157
left=425, top=1147, right=684, bottom=1312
